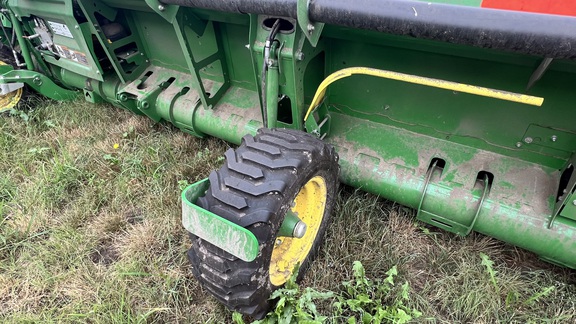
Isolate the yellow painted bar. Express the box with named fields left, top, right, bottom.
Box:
left=304, top=67, right=544, bottom=121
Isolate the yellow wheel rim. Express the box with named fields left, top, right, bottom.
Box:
left=0, top=61, right=23, bottom=112
left=269, top=175, right=327, bottom=286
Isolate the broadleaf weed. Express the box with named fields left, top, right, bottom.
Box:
left=254, top=261, right=421, bottom=323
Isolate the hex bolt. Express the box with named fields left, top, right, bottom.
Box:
left=307, top=24, right=315, bottom=33
left=551, top=135, right=558, bottom=142
left=296, top=52, right=305, bottom=61
left=158, top=4, right=165, bottom=11
left=515, top=142, right=522, bottom=148
left=572, top=199, right=576, bottom=206
left=74, top=25, right=79, bottom=29
left=276, top=239, right=282, bottom=245
left=524, top=137, right=533, bottom=144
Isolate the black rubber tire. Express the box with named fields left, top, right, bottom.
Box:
left=187, top=128, right=339, bottom=318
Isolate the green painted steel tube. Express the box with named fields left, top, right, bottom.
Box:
left=265, top=65, right=279, bottom=128
left=338, top=161, right=576, bottom=268
left=9, top=11, right=33, bottom=70
left=327, top=114, right=576, bottom=269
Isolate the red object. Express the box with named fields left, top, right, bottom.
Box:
left=482, top=0, right=576, bottom=17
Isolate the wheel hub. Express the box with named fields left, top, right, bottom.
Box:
left=269, top=175, right=327, bottom=286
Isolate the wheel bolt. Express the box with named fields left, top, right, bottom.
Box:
left=293, top=221, right=307, bottom=238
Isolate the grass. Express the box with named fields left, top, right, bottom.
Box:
left=0, top=99, right=575, bottom=323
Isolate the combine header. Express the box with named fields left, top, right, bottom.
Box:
left=1, top=0, right=575, bottom=317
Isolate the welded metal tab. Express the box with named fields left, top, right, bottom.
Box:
left=182, top=179, right=259, bottom=262
left=297, top=0, right=323, bottom=47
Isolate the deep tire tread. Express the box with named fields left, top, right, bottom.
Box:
left=187, top=128, right=339, bottom=318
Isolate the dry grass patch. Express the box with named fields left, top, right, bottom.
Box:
left=0, top=99, right=575, bottom=323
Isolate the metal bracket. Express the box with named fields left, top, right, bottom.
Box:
left=135, top=80, right=172, bottom=122
left=144, top=0, right=179, bottom=23
left=549, top=154, right=576, bottom=228
left=304, top=105, right=330, bottom=139
left=297, top=0, right=324, bottom=47
left=0, top=69, right=77, bottom=100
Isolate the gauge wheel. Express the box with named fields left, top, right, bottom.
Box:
left=0, top=48, right=23, bottom=112
left=187, top=128, right=339, bottom=318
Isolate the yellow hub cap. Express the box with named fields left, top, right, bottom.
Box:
left=269, top=175, right=327, bottom=286
left=0, top=61, right=23, bottom=112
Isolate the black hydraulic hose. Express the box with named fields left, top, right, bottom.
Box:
left=261, top=19, right=280, bottom=128
left=160, top=0, right=576, bottom=59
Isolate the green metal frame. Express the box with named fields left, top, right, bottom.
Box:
left=1, top=0, right=574, bottom=269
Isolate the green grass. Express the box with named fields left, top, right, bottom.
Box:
left=1, top=99, right=575, bottom=323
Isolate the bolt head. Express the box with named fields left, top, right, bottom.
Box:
left=292, top=221, right=307, bottom=238
left=573, top=200, right=576, bottom=206
left=307, top=24, right=315, bottom=33
left=515, top=142, right=522, bottom=148
left=296, top=52, right=305, bottom=61
left=158, top=4, right=165, bottom=11
left=524, top=137, right=533, bottom=144
left=551, top=135, right=558, bottom=142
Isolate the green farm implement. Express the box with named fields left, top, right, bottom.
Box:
left=1, top=0, right=575, bottom=318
